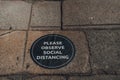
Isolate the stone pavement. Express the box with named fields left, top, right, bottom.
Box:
left=0, top=0, right=120, bottom=80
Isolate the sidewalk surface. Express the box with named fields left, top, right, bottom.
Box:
left=0, top=0, right=120, bottom=80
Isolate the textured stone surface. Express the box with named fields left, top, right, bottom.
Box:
left=0, top=1, right=31, bottom=30
left=69, top=75, right=120, bottom=80
left=63, top=0, right=120, bottom=29
left=24, top=31, right=90, bottom=74
left=63, top=0, right=90, bottom=26
left=89, top=0, right=120, bottom=24
left=0, top=31, right=26, bottom=75
left=25, top=76, right=65, bottom=80
left=86, top=30, right=120, bottom=74
left=30, top=1, right=61, bottom=30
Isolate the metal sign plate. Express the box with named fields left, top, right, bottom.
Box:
left=30, top=34, right=75, bottom=69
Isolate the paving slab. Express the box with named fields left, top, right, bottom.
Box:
left=63, top=0, right=120, bottom=29
left=30, top=1, right=61, bottom=30
left=63, top=0, right=90, bottom=26
left=86, top=30, right=120, bottom=74
left=0, top=77, right=9, bottom=80
left=25, top=76, right=65, bottom=80
left=69, top=75, right=120, bottom=80
left=0, top=31, right=26, bottom=75
left=24, top=31, right=90, bottom=74
left=0, top=1, right=31, bottom=30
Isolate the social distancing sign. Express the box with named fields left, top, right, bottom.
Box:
left=30, top=34, right=75, bottom=69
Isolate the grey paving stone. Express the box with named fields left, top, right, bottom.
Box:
left=69, top=75, right=120, bottom=80
left=24, top=31, right=90, bottom=74
left=86, top=30, right=120, bottom=74
left=89, top=0, right=120, bottom=24
left=63, top=0, right=91, bottom=26
left=0, top=31, right=26, bottom=75
left=63, top=0, right=120, bottom=29
left=25, top=76, right=65, bottom=80
left=0, top=1, right=31, bottom=30
left=30, top=1, right=61, bottom=30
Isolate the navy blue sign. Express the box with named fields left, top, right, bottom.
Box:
left=30, top=34, right=75, bottom=69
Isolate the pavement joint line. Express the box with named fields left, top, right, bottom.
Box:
left=0, top=29, right=28, bottom=31
left=22, top=3, right=34, bottom=80
left=83, top=31, right=93, bottom=74
left=1, top=29, right=120, bottom=31
left=63, top=28, right=120, bottom=30
left=15, top=72, right=99, bottom=76
left=28, top=1, right=34, bottom=30
left=60, top=0, right=63, bottom=30
left=1, top=26, right=120, bottom=31
left=22, top=1, right=33, bottom=68
left=35, top=0, right=61, bottom=1
left=29, top=29, right=61, bottom=31
left=0, top=73, right=119, bottom=77
left=63, top=24, right=120, bottom=29
left=31, top=26, right=60, bottom=28
left=64, top=23, right=120, bottom=25
left=0, top=31, right=14, bottom=37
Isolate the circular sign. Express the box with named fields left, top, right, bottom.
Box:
left=30, top=34, right=75, bottom=69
